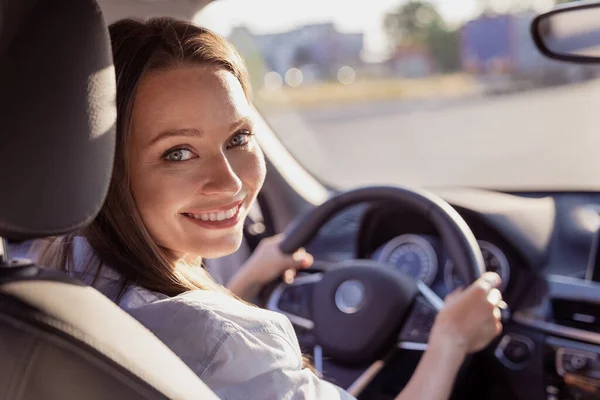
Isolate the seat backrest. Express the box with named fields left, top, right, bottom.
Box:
left=0, top=1, right=218, bottom=398
left=0, top=268, right=219, bottom=400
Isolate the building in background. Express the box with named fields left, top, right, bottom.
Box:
left=460, top=10, right=598, bottom=93
left=230, top=23, right=364, bottom=87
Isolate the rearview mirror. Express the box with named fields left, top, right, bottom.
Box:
left=532, top=1, right=600, bottom=63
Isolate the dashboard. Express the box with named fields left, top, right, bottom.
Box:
left=372, top=233, right=511, bottom=296
left=305, top=189, right=600, bottom=302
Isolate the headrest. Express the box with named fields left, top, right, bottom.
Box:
left=0, top=0, right=116, bottom=241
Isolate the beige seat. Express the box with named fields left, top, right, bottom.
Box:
left=0, top=1, right=219, bottom=398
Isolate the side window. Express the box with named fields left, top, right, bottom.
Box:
left=8, top=240, right=35, bottom=259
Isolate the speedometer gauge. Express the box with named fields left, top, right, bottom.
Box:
left=377, top=234, right=438, bottom=286
left=444, top=241, right=510, bottom=292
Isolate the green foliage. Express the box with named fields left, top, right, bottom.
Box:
left=384, top=0, right=461, bottom=73
left=384, top=0, right=443, bottom=46
left=427, top=24, right=461, bottom=72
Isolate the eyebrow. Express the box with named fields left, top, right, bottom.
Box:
left=231, top=116, right=253, bottom=131
left=149, top=128, right=204, bottom=146
left=148, top=117, right=252, bottom=147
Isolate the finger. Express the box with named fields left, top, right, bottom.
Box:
left=300, top=253, right=314, bottom=268
left=262, top=234, right=283, bottom=248
left=493, top=306, right=502, bottom=321
left=485, top=318, right=502, bottom=338
left=482, top=272, right=502, bottom=289
left=292, top=248, right=307, bottom=263
left=487, top=288, right=502, bottom=307
left=495, top=320, right=503, bottom=335
left=291, top=248, right=314, bottom=269
left=283, top=268, right=296, bottom=284
left=476, top=272, right=502, bottom=292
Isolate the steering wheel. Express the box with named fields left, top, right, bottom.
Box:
left=263, top=186, right=486, bottom=395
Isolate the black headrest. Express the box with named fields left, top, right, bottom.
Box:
left=0, top=0, right=116, bottom=241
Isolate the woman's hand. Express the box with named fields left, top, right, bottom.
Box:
left=429, top=271, right=504, bottom=356
left=395, top=272, right=504, bottom=400
left=226, top=234, right=314, bottom=301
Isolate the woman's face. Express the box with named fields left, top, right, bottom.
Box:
left=129, top=65, right=265, bottom=259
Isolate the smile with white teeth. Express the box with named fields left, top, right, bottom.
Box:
left=184, top=205, right=239, bottom=222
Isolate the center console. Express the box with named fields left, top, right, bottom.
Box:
left=511, top=274, right=600, bottom=400
left=544, top=337, right=600, bottom=400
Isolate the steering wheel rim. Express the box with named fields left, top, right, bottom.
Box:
left=280, top=186, right=485, bottom=284
left=264, top=186, right=487, bottom=394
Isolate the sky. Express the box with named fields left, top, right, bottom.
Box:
left=195, top=0, right=556, bottom=61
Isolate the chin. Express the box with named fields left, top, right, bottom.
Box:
left=192, top=234, right=244, bottom=259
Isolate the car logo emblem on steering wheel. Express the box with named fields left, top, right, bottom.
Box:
left=335, top=280, right=366, bottom=314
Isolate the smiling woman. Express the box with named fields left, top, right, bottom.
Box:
left=32, top=19, right=257, bottom=297
left=31, top=17, right=352, bottom=399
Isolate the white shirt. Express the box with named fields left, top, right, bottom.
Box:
left=68, top=238, right=355, bottom=400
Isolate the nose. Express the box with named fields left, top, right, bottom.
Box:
left=198, top=153, right=243, bottom=196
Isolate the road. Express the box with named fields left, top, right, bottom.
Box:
left=267, top=79, right=600, bottom=191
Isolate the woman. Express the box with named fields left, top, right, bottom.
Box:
left=35, top=18, right=503, bottom=400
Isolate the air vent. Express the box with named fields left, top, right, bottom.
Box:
left=551, top=298, right=600, bottom=333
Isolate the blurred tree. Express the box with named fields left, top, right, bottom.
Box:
left=384, top=0, right=442, bottom=46
left=427, top=25, right=461, bottom=73
left=554, top=0, right=578, bottom=4
left=384, top=0, right=460, bottom=72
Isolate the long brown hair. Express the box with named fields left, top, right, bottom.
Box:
left=36, top=18, right=250, bottom=296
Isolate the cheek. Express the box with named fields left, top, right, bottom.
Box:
left=231, top=148, right=266, bottom=195
left=130, top=162, right=191, bottom=226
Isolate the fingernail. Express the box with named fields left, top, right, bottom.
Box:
left=283, top=269, right=296, bottom=283
left=483, top=272, right=500, bottom=286
left=487, top=289, right=502, bottom=305
left=292, top=249, right=306, bottom=262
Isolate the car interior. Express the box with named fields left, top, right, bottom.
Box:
left=3, top=1, right=600, bottom=400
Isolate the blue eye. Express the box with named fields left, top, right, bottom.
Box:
left=227, top=131, right=252, bottom=149
left=164, top=148, right=195, bottom=162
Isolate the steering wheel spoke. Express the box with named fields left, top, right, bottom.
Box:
left=266, top=273, right=323, bottom=330
left=398, top=282, right=444, bottom=348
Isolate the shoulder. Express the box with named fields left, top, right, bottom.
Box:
left=178, top=290, right=297, bottom=340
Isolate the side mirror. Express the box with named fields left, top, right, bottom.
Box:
left=532, top=1, right=600, bottom=63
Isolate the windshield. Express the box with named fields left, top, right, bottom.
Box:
left=196, top=0, right=600, bottom=191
